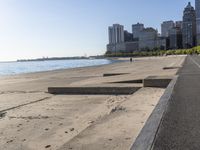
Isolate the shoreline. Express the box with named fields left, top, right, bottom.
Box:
left=0, top=59, right=125, bottom=78
left=0, top=55, right=185, bottom=79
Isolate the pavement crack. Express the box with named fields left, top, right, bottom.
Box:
left=0, top=91, right=44, bottom=95
left=0, top=97, right=52, bottom=113
left=8, top=115, right=49, bottom=120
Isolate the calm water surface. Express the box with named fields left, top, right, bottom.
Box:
left=0, top=59, right=114, bottom=76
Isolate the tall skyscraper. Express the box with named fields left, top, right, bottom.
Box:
left=182, top=2, right=196, bottom=48
left=161, top=21, right=175, bottom=37
left=175, top=21, right=183, bottom=29
left=196, top=0, right=200, bottom=45
left=169, top=27, right=182, bottom=49
left=108, top=24, right=124, bottom=44
left=132, top=23, right=144, bottom=39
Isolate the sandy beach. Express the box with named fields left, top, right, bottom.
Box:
left=0, top=56, right=185, bottom=150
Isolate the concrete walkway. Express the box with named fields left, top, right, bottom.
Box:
left=152, top=55, right=200, bottom=149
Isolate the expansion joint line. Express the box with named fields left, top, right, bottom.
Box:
left=189, top=56, right=200, bottom=69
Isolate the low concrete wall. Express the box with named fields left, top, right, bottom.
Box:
left=109, top=79, right=143, bottom=84
left=143, top=76, right=173, bottom=88
left=130, top=76, right=178, bottom=150
left=103, top=73, right=129, bottom=77
left=163, top=66, right=181, bottom=70
left=48, top=87, right=141, bottom=95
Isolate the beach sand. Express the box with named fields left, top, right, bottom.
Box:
left=0, top=56, right=185, bottom=150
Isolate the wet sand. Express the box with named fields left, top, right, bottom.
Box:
left=0, top=56, right=185, bottom=150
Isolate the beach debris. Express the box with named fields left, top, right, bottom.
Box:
left=17, top=124, right=23, bottom=127
left=125, top=137, right=131, bottom=140
left=0, top=112, right=6, bottom=119
left=111, top=106, right=126, bottom=113
left=45, top=145, right=51, bottom=148
left=22, top=139, right=26, bottom=142
left=70, top=128, right=74, bottom=131
left=6, top=140, right=13, bottom=143
left=88, top=121, right=94, bottom=124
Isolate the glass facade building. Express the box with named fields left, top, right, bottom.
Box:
left=182, top=2, right=196, bottom=48
left=196, top=0, right=200, bottom=45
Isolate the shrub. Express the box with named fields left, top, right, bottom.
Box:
left=104, top=46, right=200, bottom=57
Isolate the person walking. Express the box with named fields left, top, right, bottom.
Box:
left=130, top=57, right=133, bottom=62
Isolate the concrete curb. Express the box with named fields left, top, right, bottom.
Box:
left=130, top=76, right=178, bottom=150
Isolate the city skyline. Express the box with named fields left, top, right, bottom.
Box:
left=107, top=1, right=200, bottom=53
left=0, top=0, right=195, bottom=61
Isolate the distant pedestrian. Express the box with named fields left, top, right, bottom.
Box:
left=130, top=57, right=133, bottom=62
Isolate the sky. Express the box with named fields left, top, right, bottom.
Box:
left=0, top=0, right=195, bottom=61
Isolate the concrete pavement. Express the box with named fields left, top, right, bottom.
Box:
left=152, top=55, right=200, bottom=149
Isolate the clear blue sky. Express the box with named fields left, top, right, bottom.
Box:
left=0, top=0, right=195, bottom=61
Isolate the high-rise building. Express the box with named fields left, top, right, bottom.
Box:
left=182, top=2, right=196, bottom=48
left=124, top=30, right=133, bottom=42
left=196, top=0, right=200, bottom=45
left=132, top=23, right=144, bottom=39
left=139, top=27, right=158, bottom=50
left=169, top=27, right=182, bottom=49
left=161, top=21, right=175, bottom=37
left=157, top=37, right=167, bottom=50
left=175, top=21, right=183, bottom=29
left=107, top=24, right=138, bottom=53
left=108, top=24, right=124, bottom=44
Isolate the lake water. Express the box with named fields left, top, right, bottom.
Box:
left=0, top=59, right=115, bottom=76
